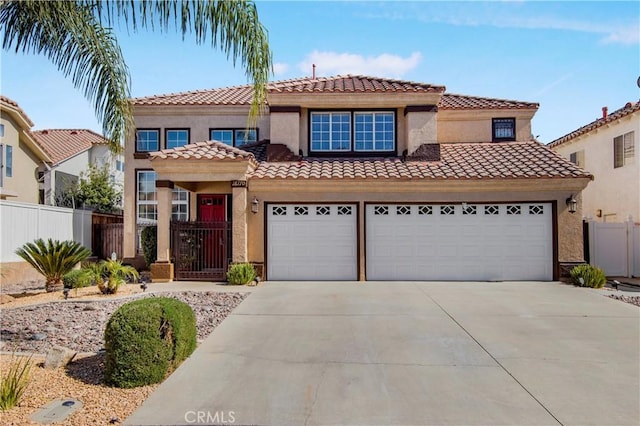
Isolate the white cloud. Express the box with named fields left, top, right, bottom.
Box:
left=272, top=62, right=289, bottom=75
left=601, top=25, right=640, bottom=45
left=297, top=51, right=422, bottom=78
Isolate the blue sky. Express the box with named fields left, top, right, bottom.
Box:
left=1, top=1, right=638, bottom=143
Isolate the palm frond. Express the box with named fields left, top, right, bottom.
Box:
left=90, top=0, right=272, bottom=125
left=0, top=1, right=132, bottom=152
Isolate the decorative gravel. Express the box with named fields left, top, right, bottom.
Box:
left=608, top=294, right=640, bottom=307
left=0, top=291, right=247, bottom=354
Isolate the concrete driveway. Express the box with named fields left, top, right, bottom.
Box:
left=125, top=282, right=639, bottom=426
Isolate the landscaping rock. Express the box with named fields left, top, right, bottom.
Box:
left=0, top=294, right=15, bottom=304
left=44, top=345, right=77, bottom=369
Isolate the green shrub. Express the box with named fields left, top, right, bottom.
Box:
left=140, top=226, right=157, bottom=268
left=226, top=262, right=256, bottom=285
left=0, top=354, right=32, bottom=411
left=570, top=264, right=607, bottom=288
left=63, top=269, right=92, bottom=289
left=104, top=297, right=196, bottom=388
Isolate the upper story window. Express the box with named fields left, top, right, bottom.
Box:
left=569, top=150, right=585, bottom=168
left=0, top=124, right=5, bottom=137
left=492, top=118, right=516, bottom=142
left=166, top=129, right=190, bottom=149
left=614, top=131, right=634, bottom=168
left=310, top=110, right=396, bottom=154
left=136, top=129, right=159, bottom=152
left=210, top=128, right=258, bottom=147
left=116, top=159, right=125, bottom=172
left=5, top=145, right=12, bottom=177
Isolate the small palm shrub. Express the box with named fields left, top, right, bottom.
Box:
left=140, top=226, right=157, bottom=268
left=104, top=297, right=197, bottom=388
left=62, top=269, right=92, bottom=290
left=570, top=264, right=607, bottom=288
left=226, top=262, right=256, bottom=285
left=0, top=355, right=32, bottom=411
left=98, top=259, right=139, bottom=294
left=15, top=239, right=91, bottom=292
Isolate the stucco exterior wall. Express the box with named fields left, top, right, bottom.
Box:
left=0, top=114, right=40, bottom=203
left=269, top=112, right=300, bottom=154
left=552, top=113, right=639, bottom=222
left=406, top=111, right=437, bottom=154
left=43, top=150, right=91, bottom=206
left=438, top=109, right=536, bottom=143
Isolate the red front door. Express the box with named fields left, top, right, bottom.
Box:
left=197, top=194, right=227, bottom=275
left=198, top=194, right=226, bottom=222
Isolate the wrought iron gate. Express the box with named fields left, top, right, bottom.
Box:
left=171, top=221, right=231, bottom=281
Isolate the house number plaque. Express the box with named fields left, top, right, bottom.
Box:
left=231, top=180, right=247, bottom=188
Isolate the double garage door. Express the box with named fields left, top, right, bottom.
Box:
left=267, top=203, right=553, bottom=281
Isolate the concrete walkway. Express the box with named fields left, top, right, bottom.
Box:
left=125, top=281, right=640, bottom=426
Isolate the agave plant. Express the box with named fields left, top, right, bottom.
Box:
left=15, top=239, right=91, bottom=292
left=98, top=259, right=139, bottom=295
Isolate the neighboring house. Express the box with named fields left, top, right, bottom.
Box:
left=549, top=102, right=639, bottom=223
left=123, top=75, right=592, bottom=282
left=0, top=96, right=52, bottom=202
left=31, top=129, right=125, bottom=208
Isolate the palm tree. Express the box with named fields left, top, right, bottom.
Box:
left=0, top=0, right=272, bottom=152
left=15, top=239, right=92, bottom=292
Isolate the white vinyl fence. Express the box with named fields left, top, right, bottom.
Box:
left=0, top=200, right=92, bottom=262
left=587, top=218, right=640, bottom=278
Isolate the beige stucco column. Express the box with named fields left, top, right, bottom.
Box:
left=150, top=181, right=174, bottom=282
left=232, top=185, right=248, bottom=263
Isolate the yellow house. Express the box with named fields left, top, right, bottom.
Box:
left=549, top=102, right=639, bottom=223
left=123, top=75, right=592, bottom=282
left=0, top=96, right=51, bottom=202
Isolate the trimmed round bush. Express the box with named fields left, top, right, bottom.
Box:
left=570, top=264, right=607, bottom=288
left=104, top=297, right=197, bottom=388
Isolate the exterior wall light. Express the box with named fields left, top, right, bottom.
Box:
left=251, top=197, right=259, bottom=214
left=566, top=195, right=577, bottom=214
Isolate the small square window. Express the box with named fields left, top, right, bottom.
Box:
left=506, top=205, right=521, bottom=215
left=166, top=129, right=189, bottom=149
left=492, top=118, right=515, bottom=142
left=529, top=205, right=544, bottom=215
left=440, top=205, right=455, bottom=215
left=316, top=206, right=331, bottom=216
left=136, top=129, right=159, bottom=152
left=338, top=206, right=352, bottom=215
left=272, top=206, right=287, bottom=216
left=396, top=205, right=411, bottom=215
left=418, top=205, right=433, bottom=215
left=294, top=206, right=309, bottom=216
left=569, top=150, right=585, bottom=168
left=484, top=205, right=499, bottom=215
left=374, top=206, right=389, bottom=215
left=462, top=205, right=476, bottom=215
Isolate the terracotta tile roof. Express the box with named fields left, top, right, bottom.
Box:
left=149, top=141, right=259, bottom=167
left=548, top=101, right=640, bottom=148
left=249, top=142, right=591, bottom=180
left=267, top=75, right=445, bottom=94
left=31, top=129, right=109, bottom=165
left=137, top=76, right=552, bottom=108
left=439, top=93, right=538, bottom=110
left=0, top=95, right=34, bottom=127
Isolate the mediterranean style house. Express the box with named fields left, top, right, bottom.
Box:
left=549, top=101, right=639, bottom=223
left=0, top=96, right=52, bottom=202
left=123, top=75, right=592, bottom=282
left=31, top=129, right=125, bottom=208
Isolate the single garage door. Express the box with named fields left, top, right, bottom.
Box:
left=366, top=203, right=553, bottom=281
left=267, top=204, right=357, bottom=280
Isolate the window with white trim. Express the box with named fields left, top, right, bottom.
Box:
left=136, top=129, right=159, bottom=152
left=166, top=129, right=189, bottom=149
left=310, top=111, right=395, bottom=153
left=210, top=128, right=257, bottom=147
left=136, top=171, right=190, bottom=223
left=614, top=131, right=634, bottom=168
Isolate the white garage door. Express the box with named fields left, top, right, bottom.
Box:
left=267, top=204, right=357, bottom=280
left=366, top=203, right=553, bottom=281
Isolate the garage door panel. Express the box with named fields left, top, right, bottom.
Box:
left=268, top=204, right=357, bottom=281
left=366, top=203, right=553, bottom=281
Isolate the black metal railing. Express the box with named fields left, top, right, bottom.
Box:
left=171, top=221, right=231, bottom=281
